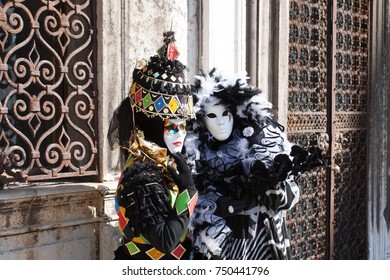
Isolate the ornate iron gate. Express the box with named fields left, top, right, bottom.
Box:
left=287, top=0, right=369, bottom=259
left=0, top=0, right=98, bottom=187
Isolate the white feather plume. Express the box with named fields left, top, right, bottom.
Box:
left=237, top=93, right=273, bottom=120
left=193, top=73, right=220, bottom=114
left=217, top=71, right=249, bottom=91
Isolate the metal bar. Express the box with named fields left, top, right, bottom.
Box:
left=326, top=0, right=337, bottom=260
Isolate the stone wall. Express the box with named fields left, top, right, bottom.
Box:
left=98, top=0, right=190, bottom=182
left=0, top=183, right=119, bottom=259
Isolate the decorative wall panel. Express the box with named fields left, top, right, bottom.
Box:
left=288, top=0, right=329, bottom=260
left=287, top=0, right=368, bottom=259
left=331, top=0, right=368, bottom=260
left=0, top=0, right=98, bottom=186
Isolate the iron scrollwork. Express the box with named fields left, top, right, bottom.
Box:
left=0, top=0, right=97, bottom=186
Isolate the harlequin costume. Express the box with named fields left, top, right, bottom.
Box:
left=108, top=32, right=198, bottom=260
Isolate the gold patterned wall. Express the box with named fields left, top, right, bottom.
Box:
left=331, top=0, right=368, bottom=260
left=287, top=0, right=368, bottom=259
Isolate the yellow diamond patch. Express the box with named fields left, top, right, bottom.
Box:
left=146, top=247, right=165, bottom=260
left=168, top=97, right=180, bottom=114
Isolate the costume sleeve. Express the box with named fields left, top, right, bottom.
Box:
left=188, top=187, right=232, bottom=259
left=142, top=182, right=198, bottom=253
left=242, top=122, right=293, bottom=172
left=143, top=206, right=191, bottom=253
left=239, top=121, right=299, bottom=213
left=257, top=178, right=300, bottom=214
left=117, top=161, right=197, bottom=254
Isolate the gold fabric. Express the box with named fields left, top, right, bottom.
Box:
left=126, top=128, right=178, bottom=194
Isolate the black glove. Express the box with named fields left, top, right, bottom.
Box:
left=167, top=153, right=196, bottom=193
left=290, top=144, right=327, bottom=176
left=250, top=154, right=292, bottom=186
left=270, top=154, right=293, bottom=181
left=290, top=145, right=307, bottom=166
left=250, top=160, right=272, bottom=182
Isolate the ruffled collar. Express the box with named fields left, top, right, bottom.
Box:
left=128, top=128, right=171, bottom=168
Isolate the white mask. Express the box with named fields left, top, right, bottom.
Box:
left=163, top=119, right=187, bottom=154
left=203, top=97, right=233, bottom=141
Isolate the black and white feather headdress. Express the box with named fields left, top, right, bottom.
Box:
left=192, top=68, right=273, bottom=123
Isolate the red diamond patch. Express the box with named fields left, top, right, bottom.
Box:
left=171, top=244, right=186, bottom=259
left=167, top=42, right=180, bottom=60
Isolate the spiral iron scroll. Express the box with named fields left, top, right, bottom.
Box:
left=0, top=0, right=97, bottom=186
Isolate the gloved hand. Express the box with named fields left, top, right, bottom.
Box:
left=250, top=160, right=272, bottom=182
left=290, top=145, right=327, bottom=176
left=271, top=154, right=293, bottom=181
left=250, top=154, right=292, bottom=186
left=290, top=145, right=308, bottom=166
left=167, top=152, right=196, bottom=194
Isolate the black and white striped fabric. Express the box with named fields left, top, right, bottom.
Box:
left=220, top=180, right=299, bottom=260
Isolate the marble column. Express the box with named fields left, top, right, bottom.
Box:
left=367, top=0, right=390, bottom=260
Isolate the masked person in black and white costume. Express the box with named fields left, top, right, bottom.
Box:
left=186, top=69, right=325, bottom=260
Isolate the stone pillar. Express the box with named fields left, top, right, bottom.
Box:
left=187, top=0, right=200, bottom=84
left=96, top=0, right=124, bottom=182
left=198, top=0, right=246, bottom=74
left=253, top=0, right=290, bottom=127
left=97, top=0, right=189, bottom=182
left=367, top=0, right=390, bottom=260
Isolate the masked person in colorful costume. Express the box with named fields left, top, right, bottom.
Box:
left=186, top=69, right=325, bottom=260
left=108, top=31, right=198, bottom=260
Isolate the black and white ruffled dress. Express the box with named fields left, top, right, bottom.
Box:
left=189, top=125, right=300, bottom=260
